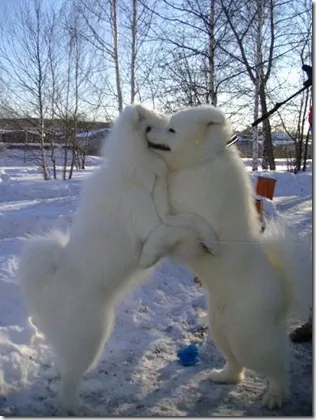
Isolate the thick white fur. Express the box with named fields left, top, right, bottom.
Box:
left=143, top=104, right=312, bottom=409
left=18, top=104, right=219, bottom=414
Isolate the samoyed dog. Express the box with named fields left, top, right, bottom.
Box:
left=141, top=105, right=312, bottom=409
left=18, top=104, right=219, bottom=414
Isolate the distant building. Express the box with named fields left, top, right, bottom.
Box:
left=270, top=132, right=293, bottom=145
left=0, top=119, right=112, bottom=156
left=235, top=131, right=311, bottom=158
left=75, top=128, right=111, bottom=155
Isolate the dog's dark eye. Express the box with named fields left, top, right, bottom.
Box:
left=168, top=128, right=175, bottom=133
left=146, top=126, right=152, bottom=133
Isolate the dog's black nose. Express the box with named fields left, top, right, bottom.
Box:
left=146, top=126, right=152, bottom=133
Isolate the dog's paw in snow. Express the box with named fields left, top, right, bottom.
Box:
left=261, top=379, right=289, bottom=409
left=209, top=365, right=244, bottom=384
left=139, top=251, right=159, bottom=268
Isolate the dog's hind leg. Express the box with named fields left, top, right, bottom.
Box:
left=55, top=306, right=115, bottom=415
left=208, top=329, right=245, bottom=384
left=247, top=326, right=289, bottom=409
left=207, top=295, right=244, bottom=384
left=209, top=349, right=245, bottom=384
left=262, top=372, right=289, bottom=410
left=59, top=367, right=82, bottom=414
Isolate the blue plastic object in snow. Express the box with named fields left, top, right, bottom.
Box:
left=177, top=344, right=199, bottom=366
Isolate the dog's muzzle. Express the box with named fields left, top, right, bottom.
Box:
left=147, top=140, right=171, bottom=152
left=145, top=127, right=171, bottom=151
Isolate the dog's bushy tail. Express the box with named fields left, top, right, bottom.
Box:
left=260, top=221, right=312, bottom=320
left=19, top=230, right=69, bottom=297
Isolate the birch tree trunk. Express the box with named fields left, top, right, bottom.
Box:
left=252, top=84, right=260, bottom=171
left=252, top=0, right=263, bottom=171
left=34, top=0, right=50, bottom=180
left=260, top=80, right=275, bottom=170
left=130, top=0, right=137, bottom=104
left=208, top=0, right=216, bottom=106
left=110, top=0, right=123, bottom=111
left=47, top=7, right=58, bottom=179
left=219, top=0, right=276, bottom=170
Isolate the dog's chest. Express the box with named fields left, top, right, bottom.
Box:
left=167, top=168, right=218, bottom=218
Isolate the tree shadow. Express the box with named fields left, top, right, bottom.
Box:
left=0, top=310, right=167, bottom=416
left=1, top=320, right=312, bottom=417
left=276, top=194, right=312, bottom=213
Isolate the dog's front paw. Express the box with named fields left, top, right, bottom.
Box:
left=139, top=252, right=159, bottom=268
left=201, top=240, right=220, bottom=256
left=261, top=390, right=287, bottom=409
left=201, top=231, right=220, bottom=256
left=209, top=367, right=244, bottom=384
left=261, top=380, right=289, bottom=409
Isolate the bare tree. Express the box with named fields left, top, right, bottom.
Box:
left=111, top=0, right=123, bottom=111
left=144, top=0, right=244, bottom=115
left=78, top=0, right=124, bottom=112
left=277, top=89, right=310, bottom=173
left=54, top=1, right=98, bottom=179
left=274, top=62, right=312, bottom=172
left=0, top=0, right=311, bottom=178
left=218, top=0, right=277, bottom=170
left=130, top=0, right=138, bottom=103
left=46, top=4, right=63, bottom=179
left=78, top=0, right=158, bottom=112
left=302, top=103, right=312, bottom=172
left=268, top=0, right=312, bottom=172
left=250, top=0, right=265, bottom=172
left=0, top=0, right=52, bottom=179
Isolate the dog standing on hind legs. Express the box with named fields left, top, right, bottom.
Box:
left=140, top=104, right=312, bottom=409
left=18, top=104, right=219, bottom=415
left=201, top=242, right=290, bottom=409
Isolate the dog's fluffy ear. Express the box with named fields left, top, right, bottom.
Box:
left=196, top=105, right=226, bottom=126
left=133, top=104, right=155, bottom=123
left=118, top=104, right=154, bottom=127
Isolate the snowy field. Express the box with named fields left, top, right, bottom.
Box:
left=0, top=150, right=312, bottom=416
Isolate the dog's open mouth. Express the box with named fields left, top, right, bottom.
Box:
left=146, top=140, right=171, bottom=152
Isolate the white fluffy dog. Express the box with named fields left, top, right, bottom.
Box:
left=18, top=105, right=219, bottom=414
left=141, top=105, right=312, bottom=409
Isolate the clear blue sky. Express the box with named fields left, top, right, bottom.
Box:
left=0, top=0, right=311, bottom=131
left=0, top=0, right=63, bottom=17
left=0, top=0, right=14, bottom=15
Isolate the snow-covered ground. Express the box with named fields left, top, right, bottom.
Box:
left=0, top=150, right=312, bottom=416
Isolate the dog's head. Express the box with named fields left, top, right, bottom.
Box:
left=145, top=105, right=231, bottom=169
left=102, top=104, right=169, bottom=160
left=119, top=104, right=168, bottom=134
